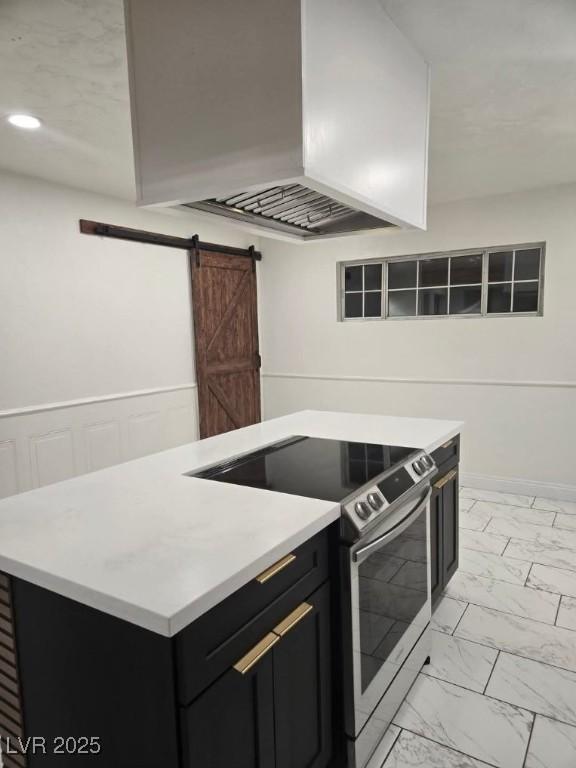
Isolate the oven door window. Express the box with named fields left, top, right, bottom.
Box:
left=357, top=506, right=428, bottom=692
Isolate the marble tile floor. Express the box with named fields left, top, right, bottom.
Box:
left=375, top=487, right=576, bottom=768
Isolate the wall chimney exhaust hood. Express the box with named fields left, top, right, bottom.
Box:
left=125, top=0, right=430, bottom=241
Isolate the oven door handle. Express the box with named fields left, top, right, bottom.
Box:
left=353, top=487, right=432, bottom=564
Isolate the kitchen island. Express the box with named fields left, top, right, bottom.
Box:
left=0, top=410, right=461, bottom=767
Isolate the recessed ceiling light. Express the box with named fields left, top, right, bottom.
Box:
left=7, top=114, right=41, bottom=129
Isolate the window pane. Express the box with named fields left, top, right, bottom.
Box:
left=419, top=258, right=448, bottom=287
left=418, top=287, right=448, bottom=315
left=514, top=249, right=541, bottom=281
left=450, top=254, right=482, bottom=285
left=388, top=261, right=417, bottom=289
left=388, top=290, right=416, bottom=317
left=487, top=283, right=512, bottom=313
left=364, top=264, right=382, bottom=291
left=344, top=265, right=363, bottom=292
left=489, top=251, right=513, bottom=282
left=364, top=292, right=382, bottom=317
left=449, top=286, right=482, bottom=314
left=345, top=293, right=363, bottom=318
left=513, top=282, right=539, bottom=312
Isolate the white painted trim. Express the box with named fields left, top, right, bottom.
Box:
left=460, top=472, right=576, bottom=503
left=262, top=372, right=576, bottom=389
left=0, top=384, right=198, bottom=419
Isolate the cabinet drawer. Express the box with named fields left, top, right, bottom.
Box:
left=431, top=434, right=460, bottom=471
left=175, top=530, right=329, bottom=705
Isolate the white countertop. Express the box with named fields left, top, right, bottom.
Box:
left=0, top=410, right=461, bottom=636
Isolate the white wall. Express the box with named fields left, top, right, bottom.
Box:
left=0, top=171, right=257, bottom=497
left=259, top=184, right=576, bottom=499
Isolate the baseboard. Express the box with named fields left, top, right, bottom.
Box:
left=460, top=472, right=576, bottom=502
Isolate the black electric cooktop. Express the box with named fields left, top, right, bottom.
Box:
left=190, top=436, right=416, bottom=502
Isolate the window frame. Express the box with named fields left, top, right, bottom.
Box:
left=338, top=242, right=545, bottom=322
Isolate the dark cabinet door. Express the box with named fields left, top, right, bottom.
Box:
left=429, top=486, right=443, bottom=604
left=273, top=582, right=332, bottom=768
left=442, top=469, right=459, bottom=585
left=430, top=466, right=459, bottom=605
left=181, top=643, right=276, bottom=768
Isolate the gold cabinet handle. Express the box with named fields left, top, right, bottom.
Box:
left=233, top=602, right=314, bottom=674
left=434, top=468, right=458, bottom=490
left=273, top=602, right=313, bottom=638
left=255, top=553, right=296, bottom=584
left=233, top=632, right=280, bottom=675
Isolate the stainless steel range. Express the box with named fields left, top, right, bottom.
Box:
left=339, top=448, right=435, bottom=767
left=191, top=435, right=436, bottom=768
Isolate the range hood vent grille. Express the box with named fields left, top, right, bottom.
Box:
left=185, top=183, right=394, bottom=239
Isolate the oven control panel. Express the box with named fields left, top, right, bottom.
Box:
left=342, top=450, right=436, bottom=537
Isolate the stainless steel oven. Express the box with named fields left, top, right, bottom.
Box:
left=188, top=434, right=436, bottom=768
left=341, top=482, right=432, bottom=768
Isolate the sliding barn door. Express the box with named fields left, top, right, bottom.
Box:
left=190, top=249, right=261, bottom=438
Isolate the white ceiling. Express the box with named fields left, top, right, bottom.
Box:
left=0, top=0, right=134, bottom=199
left=1, top=0, right=575, bottom=205
left=381, top=0, right=576, bottom=203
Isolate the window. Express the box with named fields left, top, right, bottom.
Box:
left=340, top=243, right=544, bottom=320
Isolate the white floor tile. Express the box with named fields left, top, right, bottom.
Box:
left=527, top=563, right=576, bottom=597
left=486, top=652, right=576, bottom=726
left=487, top=517, right=576, bottom=549
left=458, top=496, right=477, bottom=513
left=460, top=487, right=534, bottom=507
left=555, top=514, right=576, bottom=531
left=525, top=715, right=576, bottom=768
left=459, top=507, right=492, bottom=531
left=505, top=538, right=576, bottom=573
left=556, top=596, right=576, bottom=631
left=431, top=596, right=467, bottom=634
left=444, top=571, right=559, bottom=623
left=459, top=548, right=531, bottom=585
left=533, top=498, right=576, bottom=516
left=383, top=730, right=492, bottom=768
left=459, top=529, right=510, bottom=555
left=422, top=630, right=498, bottom=692
left=393, top=675, right=532, bottom=768
left=455, top=604, right=576, bottom=672
left=473, top=501, right=555, bottom=527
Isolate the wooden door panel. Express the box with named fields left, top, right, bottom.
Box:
left=191, top=250, right=261, bottom=438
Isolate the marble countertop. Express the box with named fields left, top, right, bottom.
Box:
left=0, top=410, right=462, bottom=636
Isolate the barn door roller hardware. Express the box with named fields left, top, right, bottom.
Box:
left=79, top=220, right=261, bottom=260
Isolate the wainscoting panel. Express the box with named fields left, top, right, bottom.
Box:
left=166, top=404, right=197, bottom=447
left=84, top=421, right=122, bottom=472
left=30, top=429, right=76, bottom=488
left=125, top=412, right=164, bottom=460
left=0, top=441, right=18, bottom=500
left=0, top=385, right=198, bottom=500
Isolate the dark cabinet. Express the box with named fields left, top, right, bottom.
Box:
left=430, top=436, right=460, bottom=604
left=181, top=643, right=276, bottom=768
left=442, top=468, right=459, bottom=585
left=429, top=485, right=443, bottom=602
left=180, top=581, right=332, bottom=768
left=430, top=466, right=459, bottom=604
left=9, top=529, right=334, bottom=768
left=274, top=582, right=332, bottom=768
